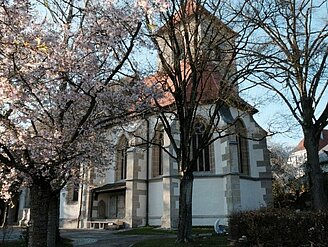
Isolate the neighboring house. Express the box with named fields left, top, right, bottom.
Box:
left=59, top=2, right=272, bottom=229
left=287, top=130, right=328, bottom=178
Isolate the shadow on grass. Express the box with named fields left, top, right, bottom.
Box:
left=116, top=226, right=176, bottom=235
left=116, top=227, right=229, bottom=247
left=116, top=226, right=216, bottom=236
left=133, top=235, right=229, bottom=247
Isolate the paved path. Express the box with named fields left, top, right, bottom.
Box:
left=0, top=227, right=173, bottom=247
left=0, top=226, right=24, bottom=241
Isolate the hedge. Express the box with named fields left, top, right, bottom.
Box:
left=229, top=208, right=328, bottom=246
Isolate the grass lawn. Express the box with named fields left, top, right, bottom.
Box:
left=117, top=226, right=217, bottom=235
left=116, top=226, right=176, bottom=235
left=116, top=227, right=230, bottom=246
left=133, top=235, right=229, bottom=247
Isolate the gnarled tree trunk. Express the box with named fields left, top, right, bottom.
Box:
left=29, top=181, right=51, bottom=247
left=177, top=170, right=194, bottom=243
left=47, top=192, right=60, bottom=247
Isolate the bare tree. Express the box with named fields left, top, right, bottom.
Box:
left=236, top=0, right=328, bottom=209
left=141, top=0, right=265, bottom=242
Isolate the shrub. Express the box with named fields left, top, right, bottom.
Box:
left=229, top=208, right=328, bottom=246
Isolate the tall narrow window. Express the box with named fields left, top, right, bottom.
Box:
left=235, top=119, right=249, bottom=175
left=116, top=136, right=128, bottom=181
left=66, top=183, right=79, bottom=204
left=191, top=121, right=214, bottom=172
left=152, top=128, right=164, bottom=177
left=72, top=186, right=79, bottom=201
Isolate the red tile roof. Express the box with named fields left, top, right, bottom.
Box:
left=145, top=62, right=256, bottom=113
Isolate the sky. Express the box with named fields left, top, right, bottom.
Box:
left=242, top=84, right=328, bottom=148
left=34, top=0, right=327, bottom=149
left=238, top=0, right=328, bottom=148
left=244, top=90, right=303, bottom=148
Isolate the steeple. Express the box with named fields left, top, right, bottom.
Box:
left=155, top=0, right=237, bottom=75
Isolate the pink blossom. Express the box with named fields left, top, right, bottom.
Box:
left=0, top=0, right=146, bottom=201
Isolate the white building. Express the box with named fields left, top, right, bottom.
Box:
left=320, top=146, right=328, bottom=172
left=59, top=2, right=273, bottom=229
left=59, top=111, right=272, bottom=229
left=288, top=130, right=328, bottom=177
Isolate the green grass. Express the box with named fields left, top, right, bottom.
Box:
left=117, top=227, right=229, bottom=246
left=191, top=227, right=216, bottom=235
left=117, top=226, right=215, bottom=236
left=133, top=235, right=229, bottom=247
left=116, top=226, right=176, bottom=235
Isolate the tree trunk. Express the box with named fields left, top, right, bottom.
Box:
left=29, top=181, right=51, bottom=247
left=47, top=192, right=60, bottom=247
left=304, top=128, right=328, bottom=210
left=177, top=171, right=194, bottom=243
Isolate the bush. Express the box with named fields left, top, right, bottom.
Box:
left=229, top=208, right=328, bottom=246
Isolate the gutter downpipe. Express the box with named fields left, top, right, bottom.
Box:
left=77, top=164, right=84, bottom=228
left=145, top=116, right=150, bottom=226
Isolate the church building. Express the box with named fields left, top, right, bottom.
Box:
left=59, top=1, right=273, bottom=229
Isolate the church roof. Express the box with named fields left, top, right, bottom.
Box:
left=145, top=63, right=257, bottom=114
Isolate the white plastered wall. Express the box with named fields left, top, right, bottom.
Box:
left=148, top=180, right=164, bottom=226
left=59, top=189, right=80, bottom=228
left=240, top=179, right=267, bottom=210
left=192, top=178, right=227, bottom=226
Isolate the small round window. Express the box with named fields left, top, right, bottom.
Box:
left=194, top=122, right=205, bottom=134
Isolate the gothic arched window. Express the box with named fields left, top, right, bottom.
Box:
left=191, top=121, right=214, bottom=172
left=152, top=127, right=164, bottom=177
left=116, top=136, right=128, bottom=181
left=235, top=119, right=249, bottom=175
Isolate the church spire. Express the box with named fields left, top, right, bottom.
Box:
left=156, top=0, right=237, bottom=75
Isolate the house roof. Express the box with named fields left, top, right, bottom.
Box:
left=293, top=129, right=328, bottom=152
left=319, top=150, right=328, bottom=164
